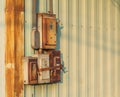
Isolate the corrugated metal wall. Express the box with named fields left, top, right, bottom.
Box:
left=0, top=0, right=5, bottom=97
left=24, top=0, right=120, bottom=97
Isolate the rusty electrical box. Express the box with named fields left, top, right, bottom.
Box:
left=37, top=13, right=57, bottom=49
left=23, top=0, right=64, bottom=85
left=24, top=57, right=38, bottom=84
left=23, top=51, right=62, bottom=84
left=49, top=50, right=61, bottom=82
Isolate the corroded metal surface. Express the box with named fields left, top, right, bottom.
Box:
left=14, top=12, right=24, bottom=97
left=5, top=9, right=15, bottom=97
left=5, top=0, right=24, bottom=97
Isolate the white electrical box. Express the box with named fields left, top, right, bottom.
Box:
left=33, top=54, right=50, bottom=84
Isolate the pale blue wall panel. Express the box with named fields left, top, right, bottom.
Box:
left=0, top=0, right=5, bottom=97
left=24, top=0, right=35, bottom=97
left=24, top=0, right=120, bottom=97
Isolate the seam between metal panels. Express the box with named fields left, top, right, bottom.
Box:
left=46, top=0, right=48, bottom=12
left=77, top=0, right=80, bottom=96
left=94, top=0, right=98, bottom=97
left=85, top=0, right=88, bottom=97
left=67, top=0, right=70, bottom=96
left=58, top=0, right=59, bottom=19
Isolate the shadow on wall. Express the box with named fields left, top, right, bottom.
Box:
left=56, top=20, right=63, bottom=50
left=36, top=0, right=40, bottom=13
left=111, top=0, right=120, bottom=10
left=56, top=20, right=67, bottom=82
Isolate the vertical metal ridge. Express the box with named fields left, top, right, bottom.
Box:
left=57, top=0, right=59, bottom=18
left=53, top=0, right=59, bottom=18
left=51, top=84, right=55, bottom=97
left=81, top=0, right=86, bottom=97
left=91, top=0, right=95, bottom=97
left=39, top=0, right=47, bottom=13
left=76, top=0, right=80, bottom=96
left=87, top=0, right=91, bottom=97
left=66, top=0, right=69, bottom=96
left=40, top=85, right=44, bottom=97
left=35, top=82, right=47, bottom=96
left=78, top=0, right=86, bottom=97
left=67, top=0, right=78, bottom=96
left=94, top=0, right=98, bottom=97
left=53, top=84, right=58, bottom=97
left=47, top=85, right=52, bottom=97
left=66, top=1, right=69, bottom=97
left=85, top=0, right=88, bottom=97
left=67, top=0, right=71, bottom=96
left=102, top=1, right=107, bottom=97
left=73, top=0, right=78, bottom=96
left=99, top=0, right=103, bottom=97
left=114, top=3, right=118, bottom=97
left=99, top=1, right=103, bottom=97
left=110, top=1, right=116, bottom=97
left=77, top=0, right=82, bottom=97
left=107, top=1, right=111, bottom=97
left=45, top=0, right=49, bottom=12
left=116, top=3, right=120, bottom=97
left=65, top=0, right=69, bottom=97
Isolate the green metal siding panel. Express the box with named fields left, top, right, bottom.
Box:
left=24, top=0, right=120, bottom=97
left=24, top=0, right=33, bottom=56
left=24, top=0, right=34, bottom=97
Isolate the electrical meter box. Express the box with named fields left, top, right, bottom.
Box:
left=24, top=0, right=64, bottom=86
left=33, top=54, right=50, bottom=84
left=37, top=13, right=57, bottom=49
left=23, top=51, right=62, bottom=85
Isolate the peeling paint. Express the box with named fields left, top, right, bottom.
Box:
left=5, top=68, right=14, bottom=97
left=6, top=63, right=14, bottom=69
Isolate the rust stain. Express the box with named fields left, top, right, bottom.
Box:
left=5, top=11, right=15, bottom=64
left=14, top=12, right=24, bottom=97
left=5, top=0, right=24, bottom=97
left=5, top=68, right=14, bottom=97
left=5, top=9, right=15, bottom=97
left=5, top=0, right=14, bottom=9
left=15, top=0, right=24, bottom=11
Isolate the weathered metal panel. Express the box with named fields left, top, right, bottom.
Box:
left=24, top=0, right=120, bottom=97
left=5, top=5, right=15, bottom=97
left=5, top=0, right=24, bottom=97
left=14, top=12, right=24, bottom=97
